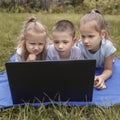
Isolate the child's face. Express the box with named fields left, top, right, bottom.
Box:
left=25, top=32, right=46, bottom=55
left=80, top=21, right=103, bottom=53
left=52, top=31, right=75, bottom=59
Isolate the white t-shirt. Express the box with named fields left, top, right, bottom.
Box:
left=15, top=47, right=24, bottom=62
left=77, top=39, right=116, bottom=68
left=46, top=44, right=84, bottom=60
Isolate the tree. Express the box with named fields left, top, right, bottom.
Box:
left=40, top=0, right=52, bottom=11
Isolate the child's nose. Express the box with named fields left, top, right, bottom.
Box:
left=34, top=45, right=39, bottom=49
left=58, top=43, right=63, bottom=49
left=83, top=38, right=89, bottom=43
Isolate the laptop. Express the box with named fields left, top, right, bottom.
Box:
left=5, top=60, right=96, bottom=104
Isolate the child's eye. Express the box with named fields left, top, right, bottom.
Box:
left=88, top=35, right=94, bottom=38
left=54, top=40, right=59, bottom=44
left=39, top=43, right=44, bottom=45
left=63, top=41, right=69, bottom=44
left=81, top=35, right=86, bottom=39
left=30, top=43, right=35, bottom=45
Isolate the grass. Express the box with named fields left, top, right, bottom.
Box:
left=0, top=12, right=120, bottom=119
left=1, top=104, right=120, bottom=120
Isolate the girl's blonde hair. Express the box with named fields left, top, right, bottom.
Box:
left=79, top=9, right=111, bottom=40
left=17, top=16, right=49, bottom=61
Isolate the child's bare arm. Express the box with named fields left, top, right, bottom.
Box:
left=94, top=54, right=114, bottom=89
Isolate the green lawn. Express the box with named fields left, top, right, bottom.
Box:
left=0, top=12, right=120, bottom=119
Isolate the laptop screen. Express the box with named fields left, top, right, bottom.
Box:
left=5, top=60, right=96, bottom=104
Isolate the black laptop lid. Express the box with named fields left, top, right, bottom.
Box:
left=5, top=60, right=96, bottom=104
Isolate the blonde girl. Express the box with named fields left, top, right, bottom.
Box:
left=78, top=9, right=116, bottom=89
left=16, top=16, right=49, bottom=61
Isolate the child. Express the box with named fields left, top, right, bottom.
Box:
left=16, top=16, right=49, bottom=62
left=77, top=9, right=116, bottom=89
left=46, top=19, right=84, bottom=60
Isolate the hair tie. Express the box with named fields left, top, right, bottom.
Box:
left=91, top=10, right=96, bottom=14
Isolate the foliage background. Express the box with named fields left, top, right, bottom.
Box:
left=0, top=0, right=120, bottom=14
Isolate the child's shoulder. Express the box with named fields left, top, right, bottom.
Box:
left=47, top=44, right=54, bottom=50
left=72, top=45, right=83, bottom=55
left=101, top=39, right=116, bottom=53
left=102, top=39, right=115, bottom=47
left=72, top=45, right=81, bottom=50
left=76, top=40, right=84, bottom=48
left=16, top=47, right=22, bottom=55
left=47, top=44, right=57, bottom=54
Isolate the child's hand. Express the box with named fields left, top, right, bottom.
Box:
left=27, top=54, right=37, bottom=61
left=94, top=76, right=106, bottom=89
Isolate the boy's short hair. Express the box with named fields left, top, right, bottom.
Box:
left=53, top=20, right=75, bottom=38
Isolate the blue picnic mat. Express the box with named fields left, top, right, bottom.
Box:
left=0, top=53, right=120, bottom=108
